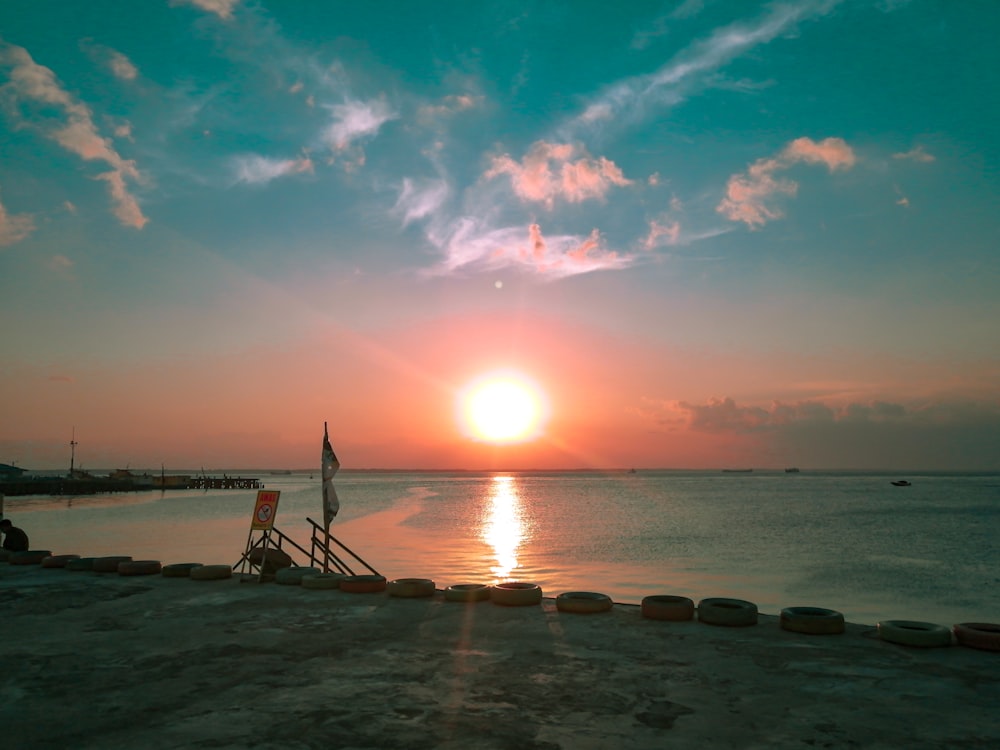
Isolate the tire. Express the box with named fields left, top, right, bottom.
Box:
left=780, top=606, right=846, bottom=635
left=952, top=623, right=1000, bottom=652
left=93, top=556, right=133, bottom=573
left=444, top=584, right=491, bottom=603
left=41, top=554, right=81, bottom=569
left=388, top=578, right=436, bottom=598
left=641, top=595, right=695, bottom=621
left=10, top=550, right=53, bottom=565
left=161, top=562, right=203, bottom=578
left=490, top=582, right=543, bottom=607
left=189, top=564, right=233, bottom=581
left=340, top=574, right=388, bottom=593
left=118, top=560, right=162, bottom=576
left=275, top=566, right=321, bottom=585
left=877, top=620, right=952, bottom=648
left=301, top=573, right=346, bottom=590
left=246, top=547, right=293, bottom=573
left=556, top=591, right=613, bottom=614
left=697, top=597, right=758, bottom=627
left=66, top=557, right=97, bottom=571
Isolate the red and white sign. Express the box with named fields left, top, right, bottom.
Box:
left=250, top=490, right=280, bottom=530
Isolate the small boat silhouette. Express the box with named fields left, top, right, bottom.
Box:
left=891, top=480, right=911, bottom=487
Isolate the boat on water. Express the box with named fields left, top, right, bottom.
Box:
left=891, top=480, right=912, bottom=487
left=784, top=468, right=800, bottom=473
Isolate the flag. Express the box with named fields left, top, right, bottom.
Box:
left=322, top=421, right=340, bottom=529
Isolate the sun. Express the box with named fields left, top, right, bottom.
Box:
left=458, top=371, right=548, bottom=443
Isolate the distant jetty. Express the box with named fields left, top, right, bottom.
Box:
left=0, top=472, right=260, bottom=497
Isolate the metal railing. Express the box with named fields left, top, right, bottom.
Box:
left=235, top=520, right=379, bottom=581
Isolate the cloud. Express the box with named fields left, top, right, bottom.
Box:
left=428, top=219, right=631, bottom=279
left=106, top=50, right=139, bottom=81
left=650, top=395, right=1000, bottom=469
left=893, top=145, right=935, bottom=163
left=323, top=98, right=396, bottom=151
left=716, top=136, right=855, bottom=227
left=782, top=136, right=856, bottom=170
left=81, top=42, right=140, bottom=81
left=644, top=219, right=681, bottom=249
left=0, top=43, right=147, bottom=228
left=417, top=94, right=482, bottom=123
left=0, top=190, right=35, bottom=246
left=394, top=178, right=450, bottom=226
left=232, top=154, right=314, bottom=185
left=568, top=1, right=840, bottom=135
left=484, top=141, right=632, bottom=209
left=170, top=0, right=239, bottom=20
left=661, top=396, right=998, bottom=434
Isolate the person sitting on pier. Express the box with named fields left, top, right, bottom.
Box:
left=0, top=519, right=29, bottom=552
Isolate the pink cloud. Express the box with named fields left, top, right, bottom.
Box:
left=528, top=223, right=547, bottom=262
left=0, top=43, right=147, bottom=229
left=717, top=137, right=855, bottom=228
left=430, top=219, right=630, bottom=279
left=644, top=219, right=681, bottom=249
left=782, top=136, right=855, bottom=170
left=484, top=141, right=632, bottom=209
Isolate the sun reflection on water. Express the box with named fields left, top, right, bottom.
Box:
left=482, top=475, right=524, bottom=582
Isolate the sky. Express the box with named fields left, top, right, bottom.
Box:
left=1, top=0, right=998, bottom=472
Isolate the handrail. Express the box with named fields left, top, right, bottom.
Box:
left=305, top=517, right=380, bottom=575
left=235, top=520, right=380, bottom=580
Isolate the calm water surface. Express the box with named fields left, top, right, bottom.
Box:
left=6, top=470, right=999, bottom=626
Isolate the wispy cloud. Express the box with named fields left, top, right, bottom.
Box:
left=0, top=43, right=147, bottom=228
left=394, top=177, right=450, bottom=226
left=232, top=154, right=313, bottom=185
left=417, top=94, right=482, bottom=124
left=717, top=136, right=855, bottom=227
left=630, top=0, right=705, bottom=50
left=567, top=0, right=840, bottom=136
left=170, top=0, right=240, bottom=20
left=322, top=98, right=396, bottom=151
left=484, top=141, right=632, bottom=209
left=0, top=189, right=35, bottom=246
left=893, top=145, right=935, bottom=163
left=425, top=217, right=631, bottom=279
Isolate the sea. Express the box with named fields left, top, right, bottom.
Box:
left=5, top=469, right=998, bottom=627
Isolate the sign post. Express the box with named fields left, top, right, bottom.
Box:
left=235, top=489, right=283, bottom=582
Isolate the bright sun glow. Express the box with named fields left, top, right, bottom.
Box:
left=458, top=371, right=548, bottom=443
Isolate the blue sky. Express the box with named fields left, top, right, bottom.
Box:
left=1, top=0, right=998, bottom=470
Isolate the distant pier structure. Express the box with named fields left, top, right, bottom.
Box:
left=190, top=475, right=260, bottom=490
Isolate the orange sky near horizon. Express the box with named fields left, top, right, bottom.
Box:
left=4, top=307, right=997, bottom=472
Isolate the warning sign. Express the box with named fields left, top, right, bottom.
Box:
left=250, top=490, right=280, bottom=530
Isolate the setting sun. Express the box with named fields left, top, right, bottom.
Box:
left=458, top=371, right=548, bottom=443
